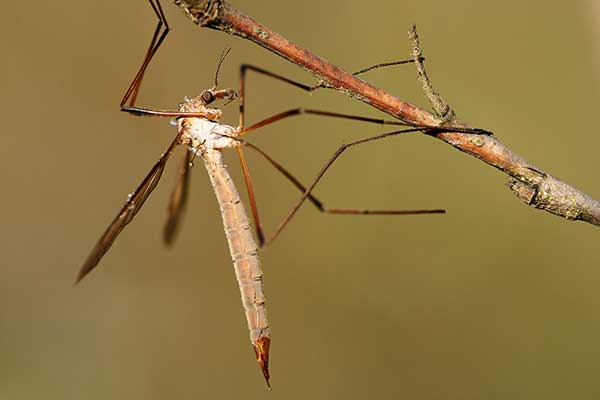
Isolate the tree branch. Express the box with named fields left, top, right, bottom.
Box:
left=172, top=0, right=600, bottom=228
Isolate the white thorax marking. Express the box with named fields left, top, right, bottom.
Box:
left=177, top=95, right=240, bottom=152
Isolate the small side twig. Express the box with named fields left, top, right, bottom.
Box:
left=409, top=25, right=455, bottom=122
left=172, top=0, right=600, bottom=228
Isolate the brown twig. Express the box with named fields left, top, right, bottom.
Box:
left=172, top=0, right=600, bottom=228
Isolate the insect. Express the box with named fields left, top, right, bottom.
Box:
left=77, top=0, right=491, bottom=388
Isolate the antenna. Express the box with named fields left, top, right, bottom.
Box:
left=214, top=47, right=232, bottom=88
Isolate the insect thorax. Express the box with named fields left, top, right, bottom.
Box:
left=177, top=100, right=239, bottom=152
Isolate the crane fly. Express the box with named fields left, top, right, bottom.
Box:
left=77, top=0, right=492, bottom=389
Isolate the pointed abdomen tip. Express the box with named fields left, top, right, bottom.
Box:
left=253, top=336, right=271, bottom=389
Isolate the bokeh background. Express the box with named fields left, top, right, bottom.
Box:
left=2, top=1, right=600, bottom=399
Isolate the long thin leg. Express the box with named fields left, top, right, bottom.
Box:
left=236, top=147, right=266, bottom=246
left=76, top=133, right=182, bottom=283
left=238, top=64, right=320, bottom=128
left=238, top=64, right=491, bottom=135
left=237, top=106, right=439, bottom=246
left=237, top=64, right=321, bottom=243
left=237, top=64, right=329, bottom=244
left=243, top=141, right=444, bottom=216
left=263, top=127, right=434, bottom=246
left=236, top=106, right=446, bottom=246
left=352, top=58, right=423, bottom=76
left=120, top=0, right=170, bottom=109
left=122, top=38, right=236, bottom=120
left=238, top=62, right=417, bottom=127
left=238, top=66, right=294, bottom=242
left=238, top=59, right=420, bottom=127
left=243, top=141, right=325, bottom=211
left=238, top=65, right=492, bottom=246
left=121, top=108, right=219, bottom=118
left=238, top=65, right=364, bottom=244
left=239, top=108, right=492, bottom=137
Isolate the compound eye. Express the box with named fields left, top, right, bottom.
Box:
left=201, top=90, right=214, bottom=104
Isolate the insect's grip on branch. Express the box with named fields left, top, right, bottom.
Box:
left=172, top=0, right=600, bottom=228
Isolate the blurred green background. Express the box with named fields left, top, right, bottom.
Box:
left=2, top=0, right=600, bottom=398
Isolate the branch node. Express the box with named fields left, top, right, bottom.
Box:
left=506, top=178, right=537, bottom=205
left=173, top=0, right=222, bottom=26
